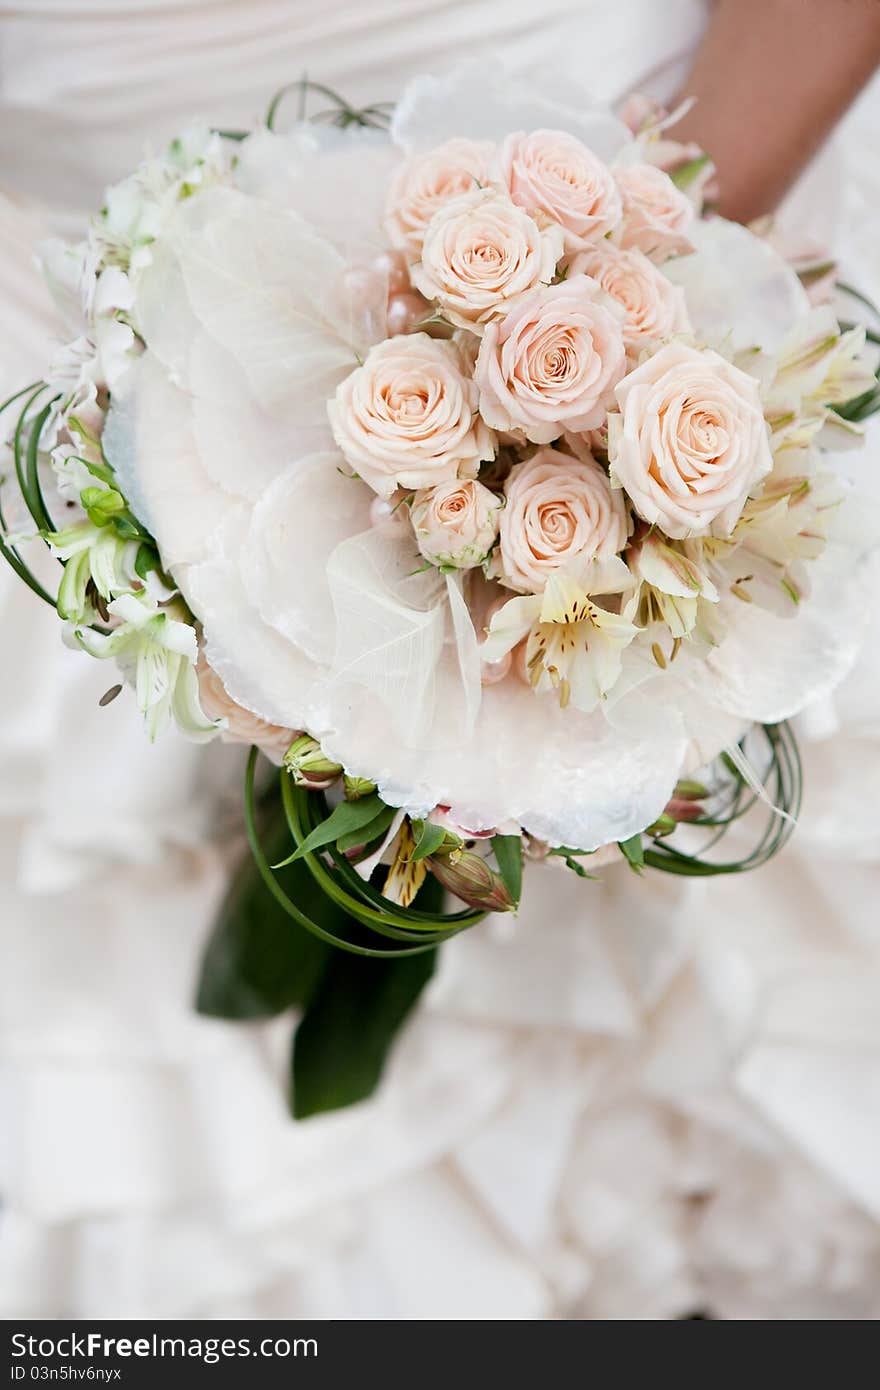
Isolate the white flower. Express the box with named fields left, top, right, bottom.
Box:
left=49, top=520, right=142, bottom=623
left=91, top=124, right=231, bottom=280
left=767, top=307, right=878, bottom=421
left=74, top=593, right=216, bottom=741
left=630, top=530, right=719, bottom=640
left=481, top=553, right=639, bottom=711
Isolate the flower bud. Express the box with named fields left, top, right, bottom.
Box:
left=411, top=479, right=502, bottom=570
left=428, top=848, right=515, bottom=912
left=283, top=734, right=343, bottom=789
left=673, top=779, right=708, bottom=801
left=663, top=797, right=703, bottom=823
left=344, top=774, right=377, bottom=801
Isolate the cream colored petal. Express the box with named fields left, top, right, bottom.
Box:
left=392, top=64, right=630, bottom=161
left=240, top=455, right=373, bottom=665
left=664, top=217, right=810, bottom=354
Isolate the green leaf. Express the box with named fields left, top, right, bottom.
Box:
left=291, top=940, right=436, bottom=1118
left=335, top=804, right=397, bottom=854
left=134, top=544, right=161, bottom=581
left=561, top=855, right=597, bottom=880
left=277, top=793, right=385, bottom=865
left=618, top=834, right=645, bottom=872
left=669, top=153, right=710, bottom=190
left=492, top=833, right=523, bottom=904
left=410, top=819, right=448, bottom=862
left=196, top=805, right=336, bottom=1019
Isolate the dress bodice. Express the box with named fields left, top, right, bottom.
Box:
left=0, top=0, right=708, bottom=230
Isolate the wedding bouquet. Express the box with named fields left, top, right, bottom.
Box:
left=3, top=71, right=877, bottom=1114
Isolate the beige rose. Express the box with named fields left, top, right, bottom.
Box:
left=569, top=244, right=690, bottom=355
left=411, top=478, right=503, bottom=569
left=411, top=187, right=563, bottom=332
left=498, top=128, right=622, bottom=252
left=196, top=655, right=295, bottom=762
left=328, top=333, right=495, bottom=497
left=384, top=138, right=496, bottom=260
left=474, top=278, right=627, bottom=443
left=608, top=341, right=773, bottom=538
left=498, top=447, right=628, bottom=592
left=614, top=162, right=695, bottom=261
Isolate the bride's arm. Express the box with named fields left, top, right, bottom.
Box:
left=672, top=0, right=880, bottom=221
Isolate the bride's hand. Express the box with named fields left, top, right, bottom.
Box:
left=671, top=0, right=880, bottom=222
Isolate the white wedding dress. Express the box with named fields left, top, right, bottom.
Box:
left=2, top=0, right=880, bottom=1321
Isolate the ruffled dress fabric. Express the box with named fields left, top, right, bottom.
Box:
left=2, top=0, right=880, bottom=1320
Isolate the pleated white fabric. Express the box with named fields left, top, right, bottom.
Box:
left=2, top=0, right=880, bottom=1320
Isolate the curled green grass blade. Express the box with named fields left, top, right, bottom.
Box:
left=243, top=749, right=441, bottom=959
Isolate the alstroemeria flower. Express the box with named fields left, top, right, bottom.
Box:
left=630, top=530, right=719, bottom=640
left=74, top=593, right=216, bottom=741
left=719, top=470, right=841, bottom=616
left=766, top=307, right=878, bottom=420
left=48, top=521, right=143, bottom=624
left=481, top=553, right=639, bottom=711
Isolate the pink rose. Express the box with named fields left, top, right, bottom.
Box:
left=570, top=243, right=690, bottom=355
left=498, top=447, right=628, bottom=592
left=384, top=138, right=496, bottom=260
left=498, top=129, right=622, bottom=252
left=411, top=187, right=563, bottom=332
left=608, top=341, right=773, bottom=538
left=474, top=277, right=627, bottom=443
left=328, top=333, right=495, bottom=497
left=411, top=477, right=502, bottom=569
left=614, top=163, right=695, bottom=261
left=196, top=655, right=294, bottom=762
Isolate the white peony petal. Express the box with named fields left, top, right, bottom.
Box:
left=316, top=674, right=686, bottom=850
left=234, top=125, right=400, bottom=258
left=392, top=63, right=631, bottom=161
left=104, top=352, right=243, bottom=570
left=680, top=527, right=871, bottom=723
left=241, top=454, right=373, bottom=664
left=324, top=527, right=449, bottom=744
left=445, top=571, right=482, bottom=731
left=182, top=518, right=324, bottom=732
left=664, top=217, right=810, bottom=354
left=154, top=187, right=386, bottom=415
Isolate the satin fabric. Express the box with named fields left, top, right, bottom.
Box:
left=2, top=0, right=880, bottom=1320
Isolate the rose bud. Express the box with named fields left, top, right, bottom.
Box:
left=411, top=478, right=502, bottom=570
left=283, top=734, right=343, bottom=790
left=428, top=848, right=515, bottom=912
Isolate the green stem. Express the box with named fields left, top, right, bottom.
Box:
left=243, top=749, right=438, bottom=959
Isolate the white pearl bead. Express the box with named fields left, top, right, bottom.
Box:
left=387, top=291, right=427, bottom=336
left=481, top=652, right=512, bottom=686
